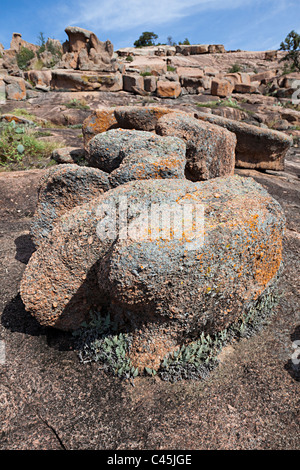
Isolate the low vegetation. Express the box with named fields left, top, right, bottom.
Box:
left=73, top=283, right=279, bottom=383
left=64, top=98, right=90, bottom=111
left=0, top=120, right=62, bottom=170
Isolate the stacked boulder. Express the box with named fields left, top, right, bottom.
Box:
left=20, top=105, right=286, bottom=373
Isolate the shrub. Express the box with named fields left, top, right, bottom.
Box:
left=64, top=98, right=90, bottom=110
left=16, top=47, right=35, bottom=70
left=125, top=55, right=133, bottom=62
left=167, top=65, right=176, bottom=72
left=228, top=63, right=241, bottom=73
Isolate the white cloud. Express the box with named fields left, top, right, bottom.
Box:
left=64, top=0, right=276, bottom=32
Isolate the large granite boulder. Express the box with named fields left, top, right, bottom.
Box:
left=113, top=106, right=173, bottom=131
left=155, top=112, right=236, bottom=181
left=50, top=70, right=122, bottom=92
left=194, top=111, right=293, bottom=170
left=20, top=176, right=284, bottom=371
left=87, top=128, right=186, bottom=176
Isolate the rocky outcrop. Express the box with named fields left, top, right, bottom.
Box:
left=58, top=26, right=117, bottom=72
left=10, top=33, right=39, bottom=53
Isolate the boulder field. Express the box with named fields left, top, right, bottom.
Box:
left=20, top=105, right=286, bottom=372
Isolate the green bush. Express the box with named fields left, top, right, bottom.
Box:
left=228, top=63, right=241, bottom=73
left=16, top=47, right=35, bottom=70
left=64, top=98, right=90, bottom=110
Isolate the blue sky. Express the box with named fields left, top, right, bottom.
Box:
left=0, top=0, right=299, bottom=52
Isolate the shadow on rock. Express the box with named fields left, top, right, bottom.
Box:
left=284, top=325, right=300, bottom=382
left=1, top=294, right=74, bottom=351
left=14, top=233, right=36, bottom=264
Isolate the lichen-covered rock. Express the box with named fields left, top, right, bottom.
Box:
left=30, top=164, right=110, bottom=247
left=194, top=111, right=293, bottom=170
left=113, top=106, right=173, bottom=131
left=155, top=112, right=236, bottom=181
left=4, top=76, right=26, bottom=101
left=87, top=128, right=186, bottom=174
left=21, top=176, right=284, bottom=372
left=108, top=149, right=186, bottom=188
left=82, top=107, right=118, bottom=150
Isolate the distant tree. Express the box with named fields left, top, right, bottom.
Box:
left=167, top=35, right=176, bottom=46
left=178, top=38, right=190, bottom=45
left=37, top=32, right=46, bottom=56
left=37, top=32, right=46, bottom=47
left=134, top=32, right=158, bottom=48
left=280, top=30, right=300, bottom=71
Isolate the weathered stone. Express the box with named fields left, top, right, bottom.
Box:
left=180, top=76, right=203, bottom=92
left=194, top=111, right=293, bottom=170
left=234, top=83, right=259, bottom=93
left=175, top=44, right=209, bottom=55
left=26, top=70, right=52, bottom=88
left=88, top=128, right=186, bottom=175
left=199, top=76, right=212, bottom=89
left=113, top=106, right=173, bottom=131
left=50, top=70, right=122, bottom=92
left=10, top=32, right=38, bottom=53
left=156, top=80, right=181, bottom=98
left=82, top=108, right=118, bottom=150
left=176, top=67, right=204, bottom=79
left=143, top=76, right=157, bottom=92
left=156, top=112, right=236, bottom=181
left=51, top=147, right=86, bottom=164
left=122, top=74, right=144, bottom=93
left=4, top=76, right=26, bottom=100
left=63, top=26, right=114, bottom=71
left=208, top=44, right=226, bottom=53
left=211, top=78, right=234, bottom=97
left=265, top=50, right=277, bottom=61
left=30, top=164, right=110, bottom=248
left=108, top=146, right=186, bottom=188
left=20, top=175, right=284, bottom=373
left=0, top=79, right=6, bottom=103
left=250, top=70, right=277, bottom=83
